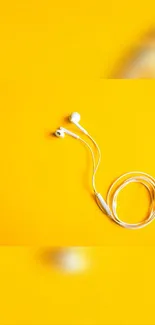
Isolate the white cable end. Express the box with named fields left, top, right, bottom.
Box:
left=95, top=193, right=112, bottom=217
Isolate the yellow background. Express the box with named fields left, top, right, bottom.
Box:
left=1, top=81, right=155, bottom=245
left=0, top=0, right=155, bottom=245
left=1, top=1, right=155, bottom=325
left=0, top=246, right=155, bottom=325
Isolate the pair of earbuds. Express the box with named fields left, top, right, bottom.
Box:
left=55, top=112, right=155, bottom=229
left=55, top=112, right=87, bottom=139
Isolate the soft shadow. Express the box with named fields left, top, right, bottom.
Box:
left=36, top=247, right=63, bottom=268
left=44, top=130, right=56, bottom=140
left=62, top=116, right=69, bottom=124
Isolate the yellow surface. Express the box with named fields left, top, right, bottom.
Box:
left=1, top=80, right=155, bottom=244
left=0, top=0, right=155, bottom=244
left=0, top=246, right=155, bottom=325
left=1, top=2, right=155, bottom=325
left=0, top=1, right=155, bottom=80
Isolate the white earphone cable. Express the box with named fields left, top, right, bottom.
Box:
left=55, top=113, right=155, bottom=229
left=80, top=134, right=155, bottom=229
left=79, top=137, right=97, bottom=192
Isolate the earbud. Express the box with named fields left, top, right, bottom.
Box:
left=55, top=127, right=79, bottom=139
left=55, top=129, right=65, bottom=138
left=55, top=112, right=88, bottom=140
left=69, top=112, right=88, bottom=135
left=69, top=112, right=81, bottom=123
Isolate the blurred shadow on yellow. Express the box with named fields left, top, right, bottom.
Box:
left=109, top=29, right=155, bottom=79
left=37, top=247, right=90, bottom=274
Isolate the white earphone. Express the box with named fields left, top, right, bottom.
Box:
left=55, top=127, right=80, bottom=139
left=55, top=112, right=155, bottom=229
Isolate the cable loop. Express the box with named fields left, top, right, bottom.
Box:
left=79, top=135, right=155, bottom=229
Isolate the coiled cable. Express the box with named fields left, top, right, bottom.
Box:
left=79, top=134, right=155, bottom=229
